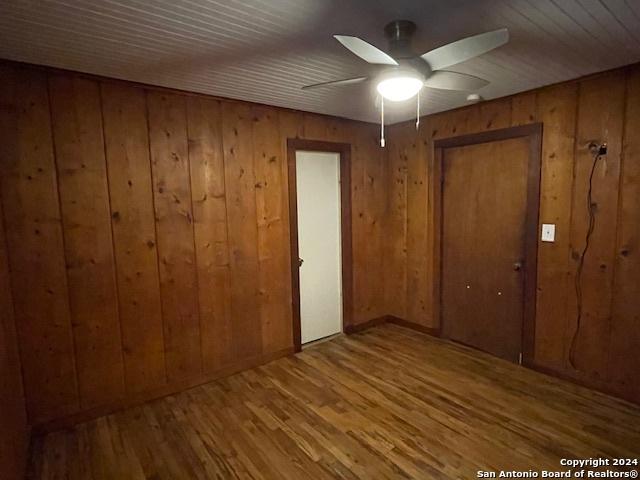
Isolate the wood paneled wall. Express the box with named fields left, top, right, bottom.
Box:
left=0, top=62, right=386, bottom=428
left=0, top=195, right=29, bottom=479
left=3, top=57, right=636, bottom=433
left=384, top=64, right=640, bottom=404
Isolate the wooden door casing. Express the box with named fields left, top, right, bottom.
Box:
left=287, top=139, right=353, bottom=353
left=434, top=124, right=542, bottom=365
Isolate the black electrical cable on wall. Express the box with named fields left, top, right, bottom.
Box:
left=568, top=142, right=606, bottom=370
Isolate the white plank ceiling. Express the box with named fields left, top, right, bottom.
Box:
left=1, top=0, right=639, bottom=124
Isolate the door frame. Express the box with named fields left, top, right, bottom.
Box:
left=287, top=139, right=353, bottom=352
left=431, top=123, right=542, bottom=364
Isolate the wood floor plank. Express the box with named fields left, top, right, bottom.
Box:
left=29, top=325, right=640, bottom=479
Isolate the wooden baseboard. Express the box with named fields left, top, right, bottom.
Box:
left=386, top=317, right=441, bottom=336
left=33, top=347, right=294, bottom=435
left=345, top=315, right=440, bottom=337
left=344, top=316, right=388, bottom=334
left=527, top=361, right=639, bottom=406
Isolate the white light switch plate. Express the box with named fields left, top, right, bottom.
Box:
left=541, top=224, right=556, bottom=242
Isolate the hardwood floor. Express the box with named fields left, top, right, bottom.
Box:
left=28, top=324, right=640, bottom=479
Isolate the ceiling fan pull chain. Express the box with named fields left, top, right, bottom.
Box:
left=380, top=95, right=385, bottom=147
left=416, top=89, right=420, bottom=131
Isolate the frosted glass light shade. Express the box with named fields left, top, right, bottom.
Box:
left=376, top=76, right=423, bottom=102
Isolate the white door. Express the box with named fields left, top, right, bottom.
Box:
left=296, top=151, right=343, bottom=344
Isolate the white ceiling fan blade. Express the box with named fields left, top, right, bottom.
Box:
left=334, top=35, right=398, bottom=65
left=302, top=76, right=368, bottom=90
left=423, top=71, right=489, bottom=91
left=421, top=28, right=509, bottom=71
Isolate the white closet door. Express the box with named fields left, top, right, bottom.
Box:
left=296, top=151, right=343, bottom=344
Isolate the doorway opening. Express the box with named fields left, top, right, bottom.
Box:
left=287, top=140, right=353, bottom=352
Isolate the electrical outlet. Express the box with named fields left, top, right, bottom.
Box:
left=541, top=224, right=556, bottom=242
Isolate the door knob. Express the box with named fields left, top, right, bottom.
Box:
left=513, top=262, right=522, bottom=271
left=298, top=258, right=304, bottom=268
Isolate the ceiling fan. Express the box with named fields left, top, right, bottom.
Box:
left=303, top=20, right=509, bottom=103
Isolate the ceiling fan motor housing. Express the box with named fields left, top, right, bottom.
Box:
left=304, top=21, right=507, bottom=99
left=384, top=20, right=417, bottom=59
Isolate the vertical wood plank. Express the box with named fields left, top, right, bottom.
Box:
left=476, top=97, right=512, bottom=131
left=221, top=101, right=262, bottom=358
left=534, top=83, right=578, bottom=368
left=430, top=111, right=457, bottom=140
left=101, top=82, right=166, bottom=392
left=566, top=72, right=625, bottom=379
left=278, top=111, right=304, bottom=141
left=147, top=91, right=202, bottom=381
left=426, top=122, right=443, bottom=330
left=49, top=74, right=125, bottom=409
left=252, top=105, right=292, bottom=352
left=0, top=191, right=29, bottom=480
left=326, top=117, right=351, bottom=144
left=350, top=125, right=368, bottom=324
left=0, top=65, right=79, bottom=423
left=406, top=122, right=431, bottom=326
left=608, top=66, right=640, bottom=400
left=302, top=113, right=329, bottom=139
left=363, top=125, right=386, bottom=320
left=511, top=92, right=538, bottom=126
left=186, top=96, right=234, bottom=370
left=351, top=124, right=385, bottom=323
left=384, top=124, right=408, bottom=319
left=432, top=106, right=477, bottom=139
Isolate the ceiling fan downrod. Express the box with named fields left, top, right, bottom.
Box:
left=384, top=20, right=417, bottom=59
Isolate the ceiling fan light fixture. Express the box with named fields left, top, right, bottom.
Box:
left=376, top=74, right=423, bottom=102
